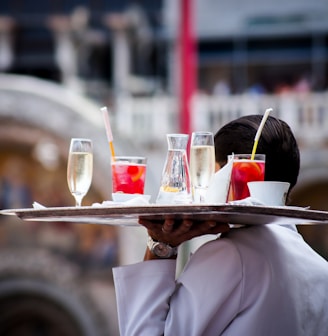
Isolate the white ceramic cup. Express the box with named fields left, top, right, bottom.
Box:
left=247, top=181, right=290, bottom=206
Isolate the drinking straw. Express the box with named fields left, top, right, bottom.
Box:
left=101, top=106, right=116, bottom=158
left=251, top=108, right=273, bottom=160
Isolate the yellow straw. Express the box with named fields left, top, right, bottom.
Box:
left=101, top=106, right=116, bottom=158
left=251, top=108, right=273, bottom=160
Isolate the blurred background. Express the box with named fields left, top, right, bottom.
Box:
left=0, top=0, right=328, bottom=335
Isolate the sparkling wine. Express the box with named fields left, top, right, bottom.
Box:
left=67, top=152, right=93, bottom=197
left=190, top=145, right=215, bottom=188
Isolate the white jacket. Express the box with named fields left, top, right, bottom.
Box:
left=113, top=224, right=328, bottom=335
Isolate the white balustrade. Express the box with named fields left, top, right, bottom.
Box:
left=113, top=92, right=328, bottom=147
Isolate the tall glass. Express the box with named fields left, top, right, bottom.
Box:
left=111, top=156, right=147, bottom=194
left=67, top=138, right=93, bottom=207
left=228, top=154, right=265, bottom=201
left=190, top=131, right=215, bottom=203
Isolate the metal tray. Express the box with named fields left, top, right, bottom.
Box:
left=2, top=204, right=328, bottom=227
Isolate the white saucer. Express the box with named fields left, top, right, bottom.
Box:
left=112, top=193, right=151, bottom=203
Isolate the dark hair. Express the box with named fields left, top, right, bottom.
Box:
left=214, top=114, right=300, bottom=189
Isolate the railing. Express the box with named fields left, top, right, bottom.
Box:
left=112, top=92, right=328, bottom=148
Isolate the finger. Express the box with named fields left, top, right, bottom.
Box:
left=161, top=218, right=175, bottom=233
left=138, top=219, right=162, bottom=232
left=138, top=218, right=155, bottom=227
left=174, top=219, right=193, bottom=234
left=206, top=220, right=217, bottom=228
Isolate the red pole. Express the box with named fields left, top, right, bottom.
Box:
left=179, top=0, right=197, bottom=135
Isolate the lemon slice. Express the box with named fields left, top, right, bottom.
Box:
left=162, top=186, right=180, bottom=192
left=127, top=166, right=145, bottom=182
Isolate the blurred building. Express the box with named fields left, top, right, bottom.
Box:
left=0, top=1, right=328, bottom=335
left=164, top=0, right=328, bottom=94
left=0, top=2, right=164, bottom=334
left=0, top=0, right=165, bottom=98
left=0, top=0, right=327, bottom=96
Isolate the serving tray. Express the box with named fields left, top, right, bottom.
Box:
left=2, top=204, right=328, bottom=227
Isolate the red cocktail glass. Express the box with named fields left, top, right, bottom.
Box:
left=228, top=154, right=265, bottom=201
left=111, top=156, right=147, bottom=194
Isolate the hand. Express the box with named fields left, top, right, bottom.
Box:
left=139, top=216, right=230, bottom=247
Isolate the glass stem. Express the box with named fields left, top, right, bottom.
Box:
left=193, top=188, right=207, bottom=204
left=75, top=195, right=83, bottom=207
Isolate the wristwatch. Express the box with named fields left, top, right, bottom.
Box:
left=147, top=236, right=178, bottom=258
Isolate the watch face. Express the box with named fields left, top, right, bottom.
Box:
left=154, top=242, right=171, bottom=258
left=147, top=236, right=177, bottom=258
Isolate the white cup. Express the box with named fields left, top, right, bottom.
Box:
left=247, top=181, right=290, bottom=206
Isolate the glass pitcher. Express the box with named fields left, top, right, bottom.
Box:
left=156, top=134, right=192, bottom=204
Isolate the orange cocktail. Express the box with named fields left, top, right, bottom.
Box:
left=228, top=154, right=265, bottom=201
left=111, top=156, right=147, bottom=194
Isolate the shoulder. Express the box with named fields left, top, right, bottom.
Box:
left=179, top=237, right=244, bottom=287
left=179, top=227, right=276, bottom=288
left=193, top=237, right=243, bottom=264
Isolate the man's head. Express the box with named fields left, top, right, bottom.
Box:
left=214, top=114, right=300, bottom=190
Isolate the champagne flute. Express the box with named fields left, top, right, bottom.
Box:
left=190, top=131, right=215, bottom=203
left=67, top=138, right=93, bottom=207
